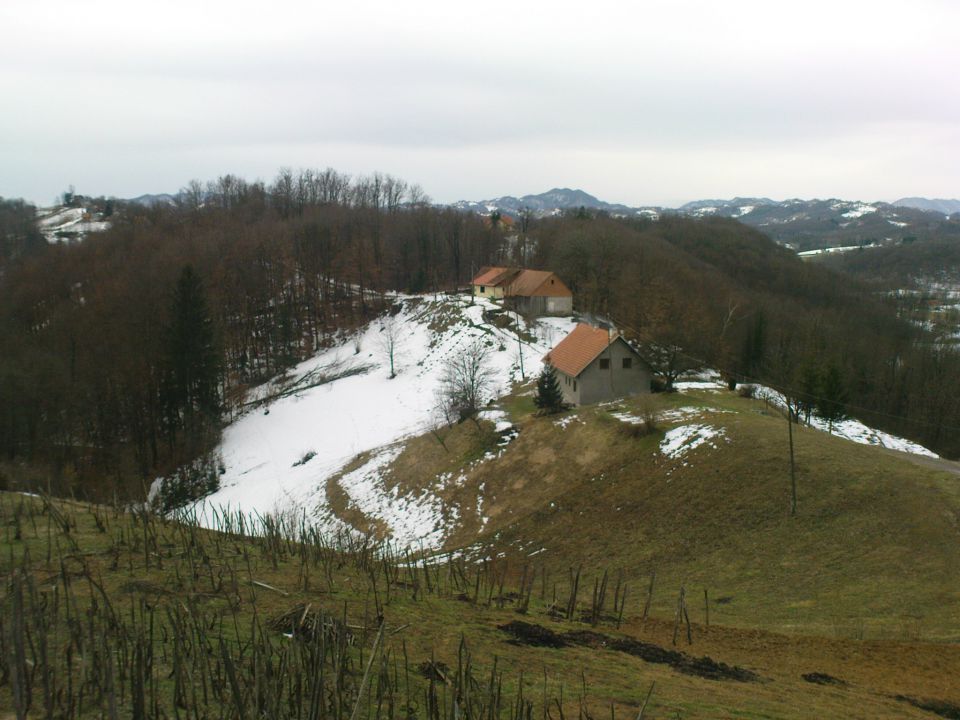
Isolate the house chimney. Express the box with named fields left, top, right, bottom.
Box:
left=608, top=326, right=618, bottom=343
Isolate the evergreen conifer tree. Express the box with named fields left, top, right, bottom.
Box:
left=817, top=361, right=848, bottom=429
left=534, top=364, right=565, bottom=414
left=168, top=265, right=221, bottom=425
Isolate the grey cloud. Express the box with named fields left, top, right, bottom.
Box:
left=1, top=0, right=958, bottom=204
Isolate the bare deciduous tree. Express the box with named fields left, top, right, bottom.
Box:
left=377, top=315, right=404, bottom=379
left=438, top=340, right=495, bottom=423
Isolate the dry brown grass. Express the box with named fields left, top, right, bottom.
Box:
left=2, top=489, right=959, bottom=719
left=342, top=388, right=960, bottom=643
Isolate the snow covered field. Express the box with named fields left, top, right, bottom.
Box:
left=187, top=295, right=576, bottom=547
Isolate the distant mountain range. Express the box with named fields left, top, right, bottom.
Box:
left=453, top=189, right=960, bottom=251
left=452, top=188, right=645, bottom=217
left=127, top=193, right=177, bottom=206
left=455, top=188, right=960, bottom=219
left=892, top=197, right=960, bottom=215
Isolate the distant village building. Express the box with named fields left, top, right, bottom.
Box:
left=543, top=323, right=652, bottom=406
left=471, top=267, right=519, bottom=300
left=470, top=267, right=573, bottom=316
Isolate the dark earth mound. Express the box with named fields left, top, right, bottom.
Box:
left=498, top=620, right=568, bottom=648
left=895, top=695, right=960, bottom=719
left=802, top=672, right=847, bottom=687
left=499, top=622, right=759, bottom=682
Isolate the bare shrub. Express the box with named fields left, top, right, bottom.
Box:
left=738, top=384, right=757, bottom=398
left=638, top=398, right=660, bottom=433
left=617, top=399, right=661, bottom=438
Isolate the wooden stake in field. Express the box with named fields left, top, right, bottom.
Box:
left=566, top=565, right=582, bottom=621
left=642, top=570, right=656, bottom=621
left=672, top=586, right=692, bottom=645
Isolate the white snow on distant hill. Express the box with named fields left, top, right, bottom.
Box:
left=840, top=204, right=878, bottom=219
left=797, top=245, right=866, bottom=257
left=187, top=295, right=576, bottom=546
left=36, top=206, right=111, bottom=243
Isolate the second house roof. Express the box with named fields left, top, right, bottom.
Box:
left=544, top=323, right=622, bottom=377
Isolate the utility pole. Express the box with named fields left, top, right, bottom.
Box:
left=788, top=399, right=797, bottom=516
left=515, top=308, right=525, bottom=380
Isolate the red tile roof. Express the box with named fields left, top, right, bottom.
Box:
left=471, top=266, right=517, bottom=287
left=543, top=323, right=619, bottom=378
left=504, top=270, right=572, bottom=298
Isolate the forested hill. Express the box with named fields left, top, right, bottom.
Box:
left=0, top=197, right=45, bottom=268
left=1, top=169, right=958, bottom=502
left=532, top=214, right=958, bottom=456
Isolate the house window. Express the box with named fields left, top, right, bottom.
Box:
left=599, top=358, right=610, bottom=370
left=573, top=380, right=577, bottom=392
left=622, top=358, right=632, bottom=369
left=480, top=286, right=486, bottom=293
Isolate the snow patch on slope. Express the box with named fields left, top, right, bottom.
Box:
left=478, top=409, right=512, bottom=432
left=675, top=378, right=938, bottom=458
left=339, top=446, right=452, bottom=548
left=754, top=387, right=937, bottom=458
left=660, top=424, right=727, bottom=459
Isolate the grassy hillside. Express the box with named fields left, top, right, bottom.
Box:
left=325, top=387, right=960, bottom=641
left=3, top=485, right=960, bottom=719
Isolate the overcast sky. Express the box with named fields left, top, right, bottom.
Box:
left=2, top=0, right=958, bottom=207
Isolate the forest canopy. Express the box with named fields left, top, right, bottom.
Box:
left=1, top=169, right=958, bottom=501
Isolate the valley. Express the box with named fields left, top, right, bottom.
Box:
left=3, top=178, right=960, bottom=719
left=5, top=0, right=960, bottom=714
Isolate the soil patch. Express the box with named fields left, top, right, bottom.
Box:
left=498, top=621, right=568, bottom=648
left=895, top=695, right=960, bottom=719
left=802, top=672, right=847, bottom=687
left=499, top=622, right=759, bottom=682
left=603, top=636, right=760, bottom=682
